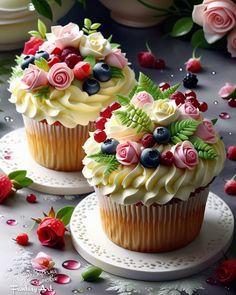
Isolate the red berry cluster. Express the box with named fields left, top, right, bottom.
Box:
left=170, top=89, right=208, bottom=112
left=94, top=102, right=121, bottom=143
left=138, top=52, right=166, bottom=70
left=47, top=46, right=91, bottom=80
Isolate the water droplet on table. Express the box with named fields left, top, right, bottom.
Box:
left=179, top=67, right=183, bottom=72
left=211, top=71, right=216, bottom=75
left=219, top=112, right=230, bottom=119
left=62, top=260, right=81, bottom=270
left=4, top=116, right=13, bottom=122
left=30, top=279, right=42, bottom=286
left=53, top=274, right=71, bottom=284
left=228, top=132, right=233, bottom=136
left=170, top=74, right=174, bottom=78
left=87, top=287, right=92, bottom=291
left=213, top=100, right=218, bottom=104
left=40, top=289, right=56, bottom=295
left=6, top=219, right=17, bottom=226
left=23, top=224, right=28, bottom=228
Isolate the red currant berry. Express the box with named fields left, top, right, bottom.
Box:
left=159, top=82, right=170, bottom=91
left=141, top=134, right=156, bottom=148
left=61, top=47, right=80, bottom=61
left=184, top=90, right=197, bottom=99
left=198, top=102, right=208, bottom=112
left=228, top=98, right=236, bottom=107
left=47, top=55, right=61, bottom=67
left=154, top=58, right=166, bottom=69
left=185, top=96, right=200, bottom=108
left=51, top=47, right=62, bottom=55
left=95, top=117, right=107, bottom=130
left=14, top=233, right=29, bottom=246
left=110, top=102, right=121, bottom=111
left=26, top=193, right=37, bottom=203
left=137, top=52, right=155, bottom=68
left=100, top=106, right=112, bottom=118
left=65, top=53, right=82, bottom=69
left=160, top=151, right=174, bottom=166
left=94, top=130, right=107, bottom=143
left=170, top=91, right=185, bottom=101
left=175, top=96, right=185, bottom=106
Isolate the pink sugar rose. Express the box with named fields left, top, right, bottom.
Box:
left=192, top=0, right=236, bottom=43
left=131, top=91, right=154, bottom=108
left=218, top=82, right=235, bottom=98
left=21, top=64, right=48, bottom=90
left=179, top=102, right=201, bottom=120
left=105, top=49, right=128, bottom=69
left=46, top=22, right=83, bottom=49
left=48, top=62, right=74, bottom=90
left=195, top=119, right=217, bottom=144
left=116, top=141, right=141, bottom=165
left=31, top=252, right=55, bottom=272
left=171, top=141, right=199, bottom=170
left=227, top=28, right=236, bottom=57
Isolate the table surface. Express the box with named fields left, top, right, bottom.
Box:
left=0, top=1, right=236, bottom=294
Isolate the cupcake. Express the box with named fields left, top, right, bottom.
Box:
left=83, top=73, right=226, bottom=253
left=9, top=19, right=136, bottom=171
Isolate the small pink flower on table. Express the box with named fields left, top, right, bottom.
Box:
left=218, top=82, right=235, bottom=98
left=116, top=141, right=141, bottom=165
left=21, top=65, right=48, bottom=90
left=31, top=252, right=55, bottom=272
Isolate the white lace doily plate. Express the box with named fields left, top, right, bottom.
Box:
left=0, top=128, right=93, bottom=195
left=71, top=192, right=234, bottom=281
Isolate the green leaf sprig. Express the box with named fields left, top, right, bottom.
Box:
left=83, top=55, right=96, bottom=68
left=8, top=170, right=33, bottom=190
left=82, top=18, right=101, bottom=35
left=29, top=19, right=47, bottom=40
left=169, top=119, right=200, bottom=144
left=190, top=137, right=218, bottom=160
left=56, top=206, right=75, bottom=226
left=111, top=67, right=124, bottom=79
left=88, top=153, right=119, bottom=176
left=33, top=86, right=50, bottom=100
left=34, top=58, right=50, bottom=72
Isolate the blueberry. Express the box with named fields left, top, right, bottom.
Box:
left=153, top=127, right=171, bottom=144
left=21, top=55, right=35, bottom=70
left=140, top=148, right=160, bottom=168
left=83, top=78, right=100, bottom=95
left=93, top=62, right=112, bottom=82
left=35, top=50, right=50, bottom=61
left=101, top=138, right=119, bottom=154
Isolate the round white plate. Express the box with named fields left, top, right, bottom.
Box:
left=71, top=192, right=234, bottom=281
left=0, top=128, right=93, bottom=195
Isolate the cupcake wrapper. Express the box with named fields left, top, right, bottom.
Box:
left=96, top=187, right=209, bottom=253
left=23, top=116, right=94, bottom=171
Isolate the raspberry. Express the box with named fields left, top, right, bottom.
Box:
left=110, top=102, right=121, bottom=111
left=154, top=58, right=166, bottom=69
left=51, top=47, right=62, bottom=55
left=14, top=233, right=29, bottom=246
left=100, top=106, right=112, bottom=118
left=95, top=117, right=107, bottom=130
left=26, top=193, right=37, bottom=203
left=160, top=151, right=174, bottom=166
left=94, top=130, right=107, bottom=143
left=141, top=134, right=156, bottom=148
left=47, top=55, right=61, bottom=67
left=65, top=53, right=83, bottom=69
left=159, top=82, right=170, bottom=91
left=198, top=102, right=208, bottom=112
left=183, top=73, right=198, bottom=88
left=0, top=174, right=12, bottom=203
left=170, top=91, right=185, bottom=101
left=228, top=98, right=236, bottom=107
left=74, top=61, right=91, bottom=80
left=184, top=90, right=197, bottom=99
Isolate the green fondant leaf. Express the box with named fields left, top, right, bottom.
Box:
left=33, top=86, right=50, bottom=99
left=56, top=206, right=75, bottom=226
left=88, top=153, right=119, bottom=176
left=111, top=43, right=120, bottom=49
left=34, top=58, right=50, bottom=72
left=162, top=83, right=181, bottom=98
left=83, top=18, right=101, bottom=34
left=38, top=19, right=47, bottom=39
left=83, top=55, right=96, bottom=68
left=111, top=66, right=124, bottom=79
left=211, top=118, right=218, bottom=125
left=117, top=95, right=130, bottom=106
left=128, top=85, right=138, bottom=98
left=190, top=136, right=218, bottom=160
left=169, top=119, right=200, bottom=144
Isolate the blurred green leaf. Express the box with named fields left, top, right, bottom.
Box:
left=32, top=0, right=53, bottom=21
left=191, top=29, right=211, bottom=48
left=170, top=17, right=193, bottom=37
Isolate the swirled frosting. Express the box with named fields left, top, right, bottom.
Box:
left=9, top=66, right=136, bottom=128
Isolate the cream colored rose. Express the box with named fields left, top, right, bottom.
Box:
left=147, top=99, right=180, bottom=126
left=79, top=32, right=112, bottom=59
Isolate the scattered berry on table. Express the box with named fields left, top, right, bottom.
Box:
left=94, top=130, right=107, bottom=143
left=137, top=51, right=155, bottom=68
left=228, top=98, right=236, bottom=108
left=95, top=117, right=107, bottom=130
left=153, top=127, right=171, bottom=144
left=93, top=62, right=112, bottom=82
left=198, top=102, right=208, bottom=112
left=100, top=106, right=112, bottom=119
left=14, top=233, right=29, bottom=246
left=26, top=193, right=37, bottom=203
left=183, top=73, right=198, bottom=88
left=227, top=146, right=236, bottom=161
left=140, top=148, right=160, bottom=168
left=101, top=138, right=119, bottom=154
left=0, top=174, right=12, bottom=203
left=185, top=57, right=202, bottom=73
left=83, top=79, right=100, bottom=95
left=154, top=58, right=166, bottom=69
left=159, top=82, right=170, bottom=91
left=141, top=134, right=156, bottom=148
left=184, top=90, right=197, bottom=99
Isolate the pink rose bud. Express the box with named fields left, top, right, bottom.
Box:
left=31, top=252, right=55, bottom=272
left=105, top=49, right=128, bottom=69
left=137, top=51, right=155, bottom=68
left=227, top=146, right=236, bottom=161
left=116, top=141, right=141, bottom=165
left=185, top=57, right=202, bottom=73
left=23, top=37, right=44, bottom=55
left=179, top=101, right=201, bottom=120
left=131, top=91, right=154, bottom=108
left=171, top=141, right=199, bottom=170
left=48, top=62, right=74, bottom=90
left=21, top=64, right=48, bottom=90
left=218, top=82, right=235, bottom=99
left=195, top=119, right=217, bottom=144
